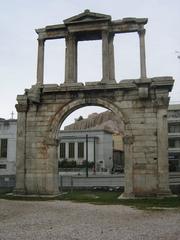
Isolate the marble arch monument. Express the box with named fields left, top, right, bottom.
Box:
left=15, top=10, right=174, bottom=197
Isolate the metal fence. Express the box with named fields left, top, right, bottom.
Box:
left=0, top=173, right=180, bottom=190
left=169, top=172, right=180, bottom=185
left=0, top=175, right=16, bottom=188
left=59, top=175, right=125, bottom=192
left=59, top=172, right=180, bottom=192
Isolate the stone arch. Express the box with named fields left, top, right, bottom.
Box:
left=45, top=97, right=134, bottom=196
left=47, top=97, right=129, bottom=141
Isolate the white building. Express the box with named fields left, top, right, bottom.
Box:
left=168, top=104, right=180, bottom=172
left=0, top=118, right=16, bottom=175
left=58, top=129, right=113, bottom=172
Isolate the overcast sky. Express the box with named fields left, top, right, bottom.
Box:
left=0, top=0, right=180, bottom=125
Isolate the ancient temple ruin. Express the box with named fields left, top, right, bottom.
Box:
left=15, top=10, right=174, bottom=197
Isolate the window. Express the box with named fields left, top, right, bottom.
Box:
left=60, top=142, right=66, bottom=158
left=169, top=138, right=180, bottom=148
left=168, top=110, right=180, bottom=118
left=69, top=142, right=75, bottom=158
left=78, top=142, right=84, bottom=158
left=0, top=139, right=8, bottom=158
left=169, top=139, right=175, bottom=148
left=0, top=164, right=6, bottom=169
left=168, top=123, right=180, bottom=133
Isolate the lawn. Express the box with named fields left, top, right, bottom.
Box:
left=0, top=189, right=180, bottom=210
left=57, top=191, right=180, bottom=210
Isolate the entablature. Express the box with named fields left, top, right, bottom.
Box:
left=35, top=10, right=148, bottom=41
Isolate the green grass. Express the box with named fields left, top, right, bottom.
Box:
left=58, top=191, right=120, bottom=203
left=0, top=190, right=180, bottom=210
left=57, top=191, right=180, bottom=210
left=0, top=187, right=14, bottom=194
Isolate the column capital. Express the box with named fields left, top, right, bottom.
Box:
left=138, top=28, right=146, bottom=36
left=65, top=32, right=76, bottom=42
left=44, top=137, right=59, bottom=146
left=101, top=29, right=109, bottom=38
left=37, top=38, right=45, bottom=44
left=16, top=95, right=28, bottom=112
left=109, top=31, right=115, bottom=38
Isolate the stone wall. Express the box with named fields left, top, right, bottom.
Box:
left=15, top=77, right=174, bottom=196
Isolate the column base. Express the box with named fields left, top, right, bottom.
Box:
left=9, top=192, right=61, bottom=199
left=118, top=192, right=135, bottom=199
left=13, top=188, right=27, bottom=195
left=118, top=189, right=172, bottom=199
left=13, top=188, right=60, bottom=197
left=101, top=78, right=116, bottom=84
left=61, top=82, right=84, bottom=87
left=156, top=189, right=172, bottom=197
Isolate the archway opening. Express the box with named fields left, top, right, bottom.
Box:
left=55, top=105, right=125, bottom=191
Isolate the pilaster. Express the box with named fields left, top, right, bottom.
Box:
left=14, top=95, right=28, bottom=194
left=122, top=135, right=134, bottom=197
left=157, top=106, right=171, bottom=195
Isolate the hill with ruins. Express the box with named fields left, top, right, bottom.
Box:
left=64, top=111, right=124, bottom=134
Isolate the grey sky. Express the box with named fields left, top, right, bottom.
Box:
left=0, top=0, right=180, bottom=123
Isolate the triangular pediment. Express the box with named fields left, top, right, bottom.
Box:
left=64, top=9, right=111, bottom=24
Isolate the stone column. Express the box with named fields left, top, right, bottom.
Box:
left=36, top=39, right=45, bottom=85
left=102, top=31, right=115, bottom=83
left=109, top=33, right=115, bottom=81
left=65, top=33, right=77, bottom=84
left=157, top=107, right=171, bottom=195
left=102, top=30, right=110, bottom=82
left=138, top=29, right=147, bottom=79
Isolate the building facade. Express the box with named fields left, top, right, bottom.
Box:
left=0, top=119, right=17, bottom=175
left=168, top=104, right=180, bottom=172
left=58, top=129, right=113, bottom=172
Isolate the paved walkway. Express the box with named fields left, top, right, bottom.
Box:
left=0, top=199, right=180, bottom=240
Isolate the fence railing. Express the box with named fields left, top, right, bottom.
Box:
left=59, top=172, right=180, bottom=191
left=0, top=175, right=16, bottom=188
left=59, top=175, right=125, bottom=192
left=0, top=173, right=180, bottom=190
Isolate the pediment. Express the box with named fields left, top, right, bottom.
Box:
left=64, top=9, right=111, bottom=25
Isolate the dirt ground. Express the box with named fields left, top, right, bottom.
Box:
left=0, top=199, right=180, bottom=240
